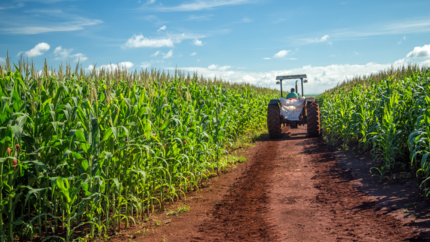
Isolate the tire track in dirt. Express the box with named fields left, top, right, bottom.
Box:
left=194, top=135, right=281, bottom=241
left=111, top=125, right=426, bottom=241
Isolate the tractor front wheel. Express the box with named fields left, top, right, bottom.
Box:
left=267, top=104, right=281, bottom=138
left=307, top=102, right=321, bottom=137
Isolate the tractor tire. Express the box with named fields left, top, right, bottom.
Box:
left=307, top=102, right=321, bottom=137
left=267, top=104, right=281, bottom=138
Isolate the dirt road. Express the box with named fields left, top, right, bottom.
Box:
left=112, top=125, right=430, bottom=241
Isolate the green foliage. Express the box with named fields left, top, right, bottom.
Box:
left=0, top=58, right=277, bottom=241
left=318, top=66, right=430, bottom=194
left=165, top=205, right=189, bottom=216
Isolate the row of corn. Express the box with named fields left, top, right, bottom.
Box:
left=0, top=58, right=277, bottom=241
left=318, top=65, right=430, bottom=192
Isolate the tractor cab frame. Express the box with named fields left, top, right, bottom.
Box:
left=267, top=74, right=321, bottom=138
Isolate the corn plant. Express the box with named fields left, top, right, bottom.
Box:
left=0, top=55, right=277, bottom=241
left=318, top=65, right=430, bottom=194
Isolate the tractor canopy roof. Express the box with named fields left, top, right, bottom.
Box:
left=276, top=74, right=307, bottom=80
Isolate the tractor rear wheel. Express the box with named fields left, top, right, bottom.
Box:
left=267, top=104, right=281, bottom=138
left=307, top=102, right=321, bottom=137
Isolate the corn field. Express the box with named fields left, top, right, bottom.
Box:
left=0, top=56, right=277, bottom=241
left=318, top=65, right=430, bottom=193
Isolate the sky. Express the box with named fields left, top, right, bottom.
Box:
left=1, top=0, right=430, bottom=94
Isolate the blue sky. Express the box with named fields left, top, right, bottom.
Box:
left=1, top=0, right=430, bottom=93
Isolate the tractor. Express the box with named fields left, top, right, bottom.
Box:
left=267, top=74, right=321, bottom=138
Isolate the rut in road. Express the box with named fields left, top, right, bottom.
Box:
left=195, top=134, right=280, bottom=241
left=195, top=126, right=418, bottom=241
left=111, top=125, right=424, bottom=241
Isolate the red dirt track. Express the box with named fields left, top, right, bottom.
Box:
left=111, top=125, right=430, bottom=242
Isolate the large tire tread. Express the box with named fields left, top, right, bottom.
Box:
left=267, top=104, right=281, bottom=138
left=307, top=102, right=321, bottom=137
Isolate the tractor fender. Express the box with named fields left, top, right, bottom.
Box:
left=268, top=99, right=280, bottom=105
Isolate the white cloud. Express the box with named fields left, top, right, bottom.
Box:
left=86, top=62, right=134, bottom=72
left=53, top=46, right=87, bottom=62
left=193, top=39, right=203, bottom=46
left=169, top=63, right=396, bottom=93
left=38, top=70, right=52, bottom=76
left=274, top=50, right=290, bottom=58
left=0, top=57, right=5, bottom=62
left=151, top=51, right=160, bottom=57
left=406, top=44, right=430, bottom=58
left=124, top=34, right=174, bottom=48
left=22, top=42, right=50, bottom=57
left=218, top=66, right=231, bottom=71
left=1, top=11, right=102, bottom=35
left=163, top=50, right=173, bottom=58
left=291, top=19, right=430, bottom=45
left=72, top=53, right=87, bottom=62
left=263, top=57, right=271, bottom=60
left=206, top=64, right=231, bottom=71
left=298, top=35, right=330, bottom=45
left=208, top=64, right=218, bottom=70
left=140, top=62, right=151, bottom=68
left=54, top=46, right=72, bottom=59
left=147, top=0, right=252, bottom=12
left=187, top=15, right=213, bottom=21
left=190, top=52, right=197, bottom=56
left=170, top=45, right=430, bottom=93
left=320, top=35, right=329, bottom=42
left=124, top=33, right=205, bottom=48
left=287, top=18, right=430, bottom=46
left=0, top=2, right=24, bottom=10
left=157, top=25, right=166, bottom=31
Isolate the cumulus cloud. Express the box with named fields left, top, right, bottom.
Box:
left=320, top=35, right=329, bottom=42
left=193, top=39, right=203, bottom=46
left=163, top=50, right=173, bottom=58
left=54, top=46, right=87, bottom=62
left=151, top=51, right=160, bottom=57
left=208, top=64, right=218, bottom=70
left=21, top=42, right=50, bottom=57
left=406, top=44, right=430, bottom=58
left=124, top=34, right=174, bottom=48
left=170, top=49, right=429, bottom=93
left=274, top=50, right=290, bottom=58
left=157, top=25, right=166, bottom=31
left=190, top=52, right=197, bottom=56
left=171, top=63, right=397, bottom=93
left=263, top=57, right=271, bottom=60
left=86, top=62, right=134, bottom=72
left=207, top=64, right=231, bottom=71
left=54, top=46, right=72, bottom=59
